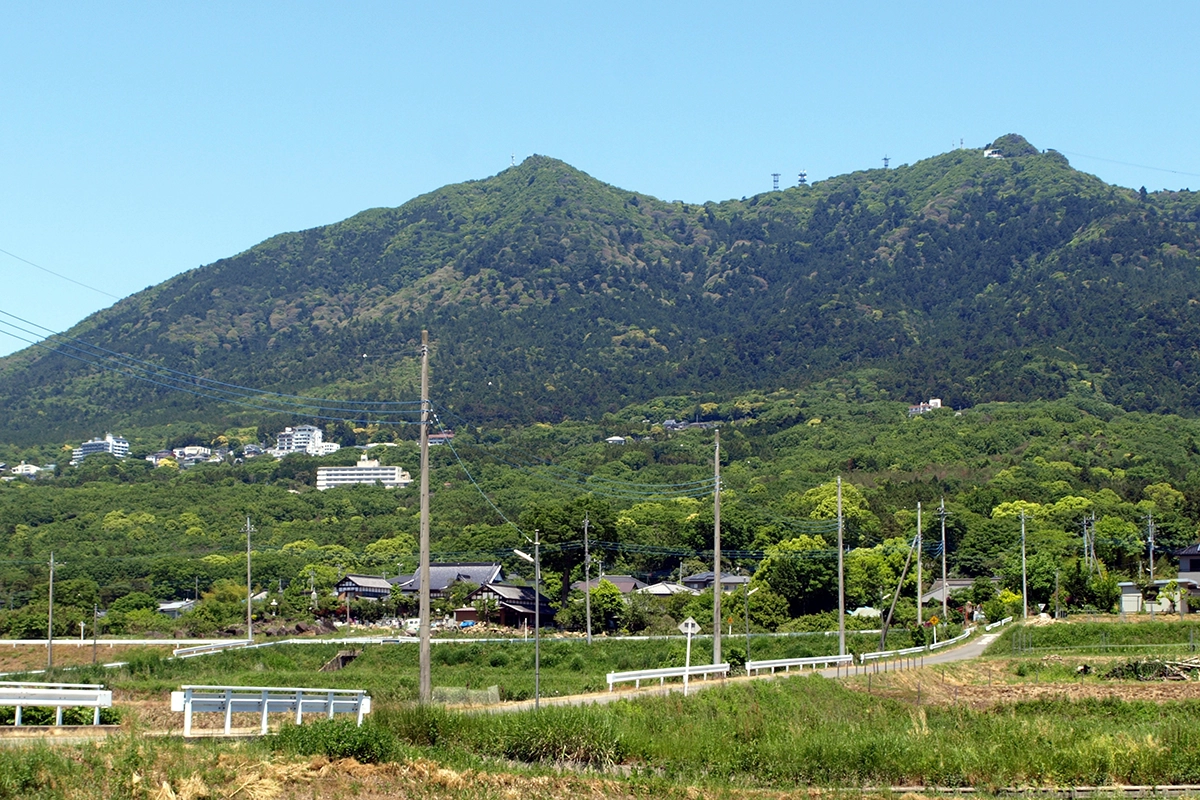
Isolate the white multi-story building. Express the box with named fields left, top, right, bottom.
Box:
left=71, top=433, right=130, bottom=465
left=270, top=424, right=341, bottom=456
left=316, top=455, right=412, bottom=490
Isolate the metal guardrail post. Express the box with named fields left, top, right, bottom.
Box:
left=183, top=688, right=193, bottom=737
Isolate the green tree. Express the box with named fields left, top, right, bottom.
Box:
left=757, top=535, right=835, bottom=616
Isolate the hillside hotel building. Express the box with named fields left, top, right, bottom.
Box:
left=316, top=454, right=412, bottom=490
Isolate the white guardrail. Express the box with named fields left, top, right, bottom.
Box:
left=173, top=640, right=254, bottom=658
left=985, top=616, right=1014, bottom=631
left=0, top=681, right=113, bottom=726
left=170, top=685, right=371, bottom=737
left=859, top=627, right=976, bottom=663
left=745, top=654, right=854, bottom=675
left=607, top=663, right=729, bottom=691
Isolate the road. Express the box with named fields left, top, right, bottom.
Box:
left=494, top=632, right=1002, bottom=712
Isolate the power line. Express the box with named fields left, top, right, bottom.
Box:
left=0, top=247, right=121, bottom=300
left=1057, top=150, right=1200, bottom=180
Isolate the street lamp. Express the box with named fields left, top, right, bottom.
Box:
left=744, top=586, right=759, bottom=662
left=514, top=530, right=541, bottom=710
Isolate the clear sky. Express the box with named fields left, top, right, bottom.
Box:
left=2, top=2, right=1198, bottom=357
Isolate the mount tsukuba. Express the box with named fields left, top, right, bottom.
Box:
left=2, top=134, right=1200, bottom=444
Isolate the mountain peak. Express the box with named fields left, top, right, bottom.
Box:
left=986, top=133, right=1039, bottom=157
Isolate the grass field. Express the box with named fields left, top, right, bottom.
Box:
left=7, top=620, right=1200, bottom=798
left=12, top=629, right=916, bottom=701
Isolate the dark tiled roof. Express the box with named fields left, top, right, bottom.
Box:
left=393, top=563, right=503, bottom=593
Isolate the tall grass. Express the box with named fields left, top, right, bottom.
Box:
left=80, top=633, right=914, bottom=701
left=991, top=620, right=1200, bottom=655
left=386, top=675, right=1200, bottom=787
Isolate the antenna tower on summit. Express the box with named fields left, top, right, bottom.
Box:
left=797, top=170, right=808, bottom=186
left=883, top=155, right=890, bottom=169
left=771, top=173, right=780, bottom=191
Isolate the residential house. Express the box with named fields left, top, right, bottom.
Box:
left=681, top=571, right=750, bottom=593
left=392, top=563, right=504, bottom=599
left=637, top=582, right=698, bottom=597
left=158, top=599, right=196, bottom=619
left=335, top=574, right=394, bottom=602
left=572, top=575, right=647, bottom=594
left=458, top=583, right=555, bottom=628
left=908, top=398, right=943, bottom=416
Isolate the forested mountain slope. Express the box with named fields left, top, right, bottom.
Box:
left=2, top=133, right=1200, bottom=445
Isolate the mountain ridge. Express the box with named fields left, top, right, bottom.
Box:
left=3, top=135, right=1200, bottom=445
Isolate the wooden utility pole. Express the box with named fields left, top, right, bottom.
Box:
left=713, top=429, right=721, bottom=665
left=880, top=534, right=917, bottom=651
left=837, top=476, right=845, bottom=657
left=418, top=330, right=432, bottom=703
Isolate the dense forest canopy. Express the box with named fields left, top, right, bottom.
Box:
left=1, top=134, right=1199, bottom=448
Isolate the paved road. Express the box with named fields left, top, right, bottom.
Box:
left=494, top=632, right=1002, bottom=712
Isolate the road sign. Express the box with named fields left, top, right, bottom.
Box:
left=679, top=617, right=701, bottom=696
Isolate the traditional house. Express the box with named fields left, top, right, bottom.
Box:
left=458, top=583, right=555, bottom=628
left=335, top=574, right=394, bottom=601
left=392, top=563, right=504, bottom=599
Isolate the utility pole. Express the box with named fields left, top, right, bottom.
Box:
left=916, top=502, right=923, bottom=627
left=92, top=603, right=98, bottom=664
left=836, top=476, right=845, bottom=657
left=713, top=429, right=721, bottom=665
left=940, top=498, right=948, bottom=622
left=1020, top=510, right=1028, bottom=620
left=880, top=534, right=917, bottom=650
left=418, top=330, right=432, bottom=703
left=1148, top=512, right=1155, bottom=619
left=47, top=552, right=55, bottom=669
left=583, top=514, right=593, bottom=645
left=243, top=517, right=255, bottom=642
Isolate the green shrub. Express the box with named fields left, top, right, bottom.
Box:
left=0, top=746, right=80, bottom=798
left=273, top=718, right=397, bottom=764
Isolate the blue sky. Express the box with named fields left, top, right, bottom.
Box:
left=1, top=2, right=1198, bottom=357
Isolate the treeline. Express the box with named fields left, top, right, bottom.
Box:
left=2, top=386, right=1199, bottom=636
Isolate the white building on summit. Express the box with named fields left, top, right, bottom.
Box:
left=71, top=433, right=130, bottom=465
left=316, top=454, right=412, bottom=490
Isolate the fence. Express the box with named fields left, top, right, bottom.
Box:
left=745, top=654, right=854, bottom=675
left=170, top=685, right=371, bottom=737
left=0, top=681, right=113, bottom=726
left=607, top=663, right=729, bottom=691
